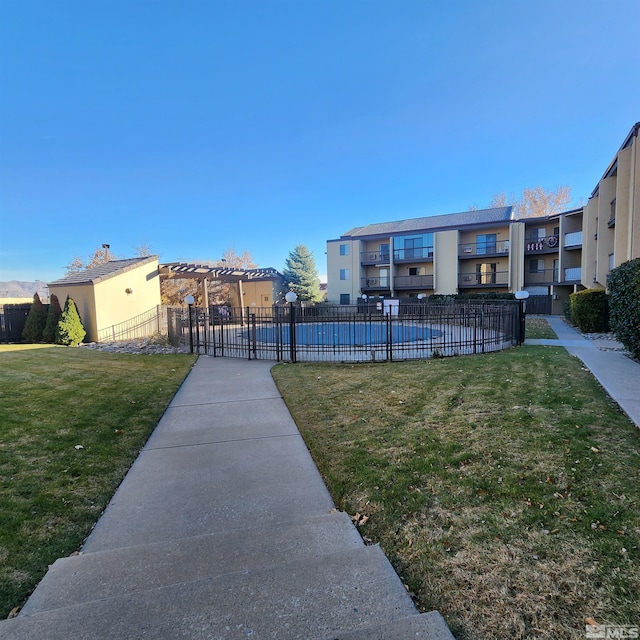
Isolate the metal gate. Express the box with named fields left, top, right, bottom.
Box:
left=526, top=295, right=552, bottom=315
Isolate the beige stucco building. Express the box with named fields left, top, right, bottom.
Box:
left=327, top=122, right=640, bottom=313
left=48, top=256, right=162, bottom=342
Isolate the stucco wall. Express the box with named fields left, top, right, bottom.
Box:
left=434, top=230, right=458, bottom=294
left=47, top=284, right=97, bottom=341
left=93, top=259, right=161, bottom=338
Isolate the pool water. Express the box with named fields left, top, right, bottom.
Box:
left=255, top=322, right=442, bottom=346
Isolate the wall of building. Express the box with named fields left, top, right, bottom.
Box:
left=93, top=259, right=161, bottom=339
left=434, top=231, right=458, bottom=294
left=48, top=284, right=97, bottom=341
left=326, top=238, right=360, bottom=303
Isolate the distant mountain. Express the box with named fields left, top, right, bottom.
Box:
left=0, top=281, right=49, bottom=300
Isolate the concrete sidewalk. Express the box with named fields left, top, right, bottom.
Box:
left=0, top=357, right=454, bottom=640
left=527, top=316, right=640, bottom=429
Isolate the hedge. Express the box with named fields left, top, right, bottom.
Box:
left=607, top=258, right=640, bottom=360
left=569, top=289, right=609, bottom=333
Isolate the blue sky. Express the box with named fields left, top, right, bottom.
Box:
left=1, top=0, right=638, bottom=283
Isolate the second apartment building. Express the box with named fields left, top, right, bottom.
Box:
left=327, top=122, right=640, bottom=313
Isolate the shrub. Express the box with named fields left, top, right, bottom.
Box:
left=56, top=296, right=86, bottom=346
left=562, top=300, right=574, bottom=325
left=570, top=289, right=609, bottom=333
left=42, top=294, right=62, bottom=343
left=607, top=258, right=640, bottom=360
left=22, top=293, right=48, bottom=342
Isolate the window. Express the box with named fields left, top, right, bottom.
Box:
left=340, top=294, right=350, bottom=305
left=529, top=259, right=545, bottom=273
left=393, top=234, right=434, bottom=260
left=530, top=228, right=546, bottom=241
left=339, top=269, right=350, bottom=280
left=476, top=263, right=497, bottom=284
left=379, top=243, right=390, bottom=261
left=476, top=234, right=497, bottom=255
left=553, top=259, right=559, bottom=281
left=409, top=267, right=418, bottom=276
left=339, top=244, right=350, bottom=256
left=609, top=253, right=614, bottom=271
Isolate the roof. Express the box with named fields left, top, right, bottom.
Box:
left=591, top=121, right=640, bottom=198
left=48, top=256, right=158, bottom=287
left=159, top=263, right=282, bottom=282
left=340, top=206, right=513, bottom=239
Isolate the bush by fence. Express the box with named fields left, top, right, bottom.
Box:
left=607, top=258, right=640, bottom=360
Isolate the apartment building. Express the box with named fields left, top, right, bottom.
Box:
left=327, top=122, right=640, bottom=313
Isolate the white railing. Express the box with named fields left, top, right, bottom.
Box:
left=564, top=231, right=582, bottom=247
left=564, top=267, right=581, bottom=281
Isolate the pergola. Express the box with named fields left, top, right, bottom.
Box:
left=159, top=263, right=282, bottom=308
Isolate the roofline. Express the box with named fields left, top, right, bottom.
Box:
left=48, top=255, right=159, bottom=287
left=338, top=206, right=513, bottom=240
left=590, top=122, right=640, bottom=198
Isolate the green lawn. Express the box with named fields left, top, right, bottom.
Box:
left=273, top=346, right=640, bottom=640
left=525, top=317, right=557, bottom=339
left=0, top=345, right=196, bottom=618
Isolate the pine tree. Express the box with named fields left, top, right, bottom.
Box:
left=282, top=245, right=322, bottom=302
left=42, top=294, right=63, bottom=343
left=22, top=293, right=47, bottom=342
left=56, top=296, right=86, bottom=346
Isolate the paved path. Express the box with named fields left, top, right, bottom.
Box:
left=526, top=316, right=640, bottom=429
left=0, top=357, right=454, bottom=640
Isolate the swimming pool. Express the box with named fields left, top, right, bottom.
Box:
left=255, top=321, right=442, bottom=346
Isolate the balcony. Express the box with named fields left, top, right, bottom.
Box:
left=564, top=267, right=581, bottom=281
left=360, top=251, right=390, bottom=265
left=564, top=231, right=582, bottom=249
left=524, top=236, right=559, bottom=253
left=393, top=246, right=434, bottom=262
left=458, top=271, right=509, bottom=288
left=361, top=276, right=390, bottom=290
left=394, top=274, right=434, bottom=290
left=459, top=240, right=510, bottom=258
left=525, top=269, right=559, bottom=285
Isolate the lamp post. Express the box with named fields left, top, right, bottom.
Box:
left=514, top=290, right=530, bottom=345
left=285, top=291, right=298, bottom=363
left=185, top=294, right=195, bottom=354
left=361, top=293, right=368, bottom=315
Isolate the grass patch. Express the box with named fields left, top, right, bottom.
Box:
left=272, top=346, right=640, bottom=640
left=0, top=345, right=196, bottom=617
left=526, top=317, right=557, bottom=339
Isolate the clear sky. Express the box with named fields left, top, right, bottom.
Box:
left=1, top=0, right=638, bottom=283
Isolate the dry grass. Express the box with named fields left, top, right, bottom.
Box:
left=272, top=346, right=640, bottom=640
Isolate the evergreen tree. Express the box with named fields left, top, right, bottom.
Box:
left=282, top=245, right=322, bottom=302
left=42, top=294, right=63, bottom=343
left=56, top=296, right=86, bottom=346
left=22, top=293, right=47, bottom=342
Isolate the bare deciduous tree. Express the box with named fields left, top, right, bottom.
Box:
left=487, top=186, right=572, bottom=218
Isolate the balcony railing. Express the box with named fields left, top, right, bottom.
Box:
left=393, top=275, right=434, bottom=290
left=393, top=246, right=434, bottom=261
left=525, top=235, right=559, bottom=252
left=361, top=276, right=390, bottom=289
left=360, top=251, right=390, bottom=265
left=524, top=269, right=559, bottom=285
left=564, top=267, right=581, bottom=281
left=564, top=231, right=582, bottom=248
left=458, top=271, right=509, bottom=287
left=458, top=240, right=510, bottom=257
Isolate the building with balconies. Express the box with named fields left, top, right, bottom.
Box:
left=326, top=122, right=640, bottom=313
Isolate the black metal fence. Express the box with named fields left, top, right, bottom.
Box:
left=167, top=301, right=521, bottom=363
left=0, top=303, right=32, bottom=342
